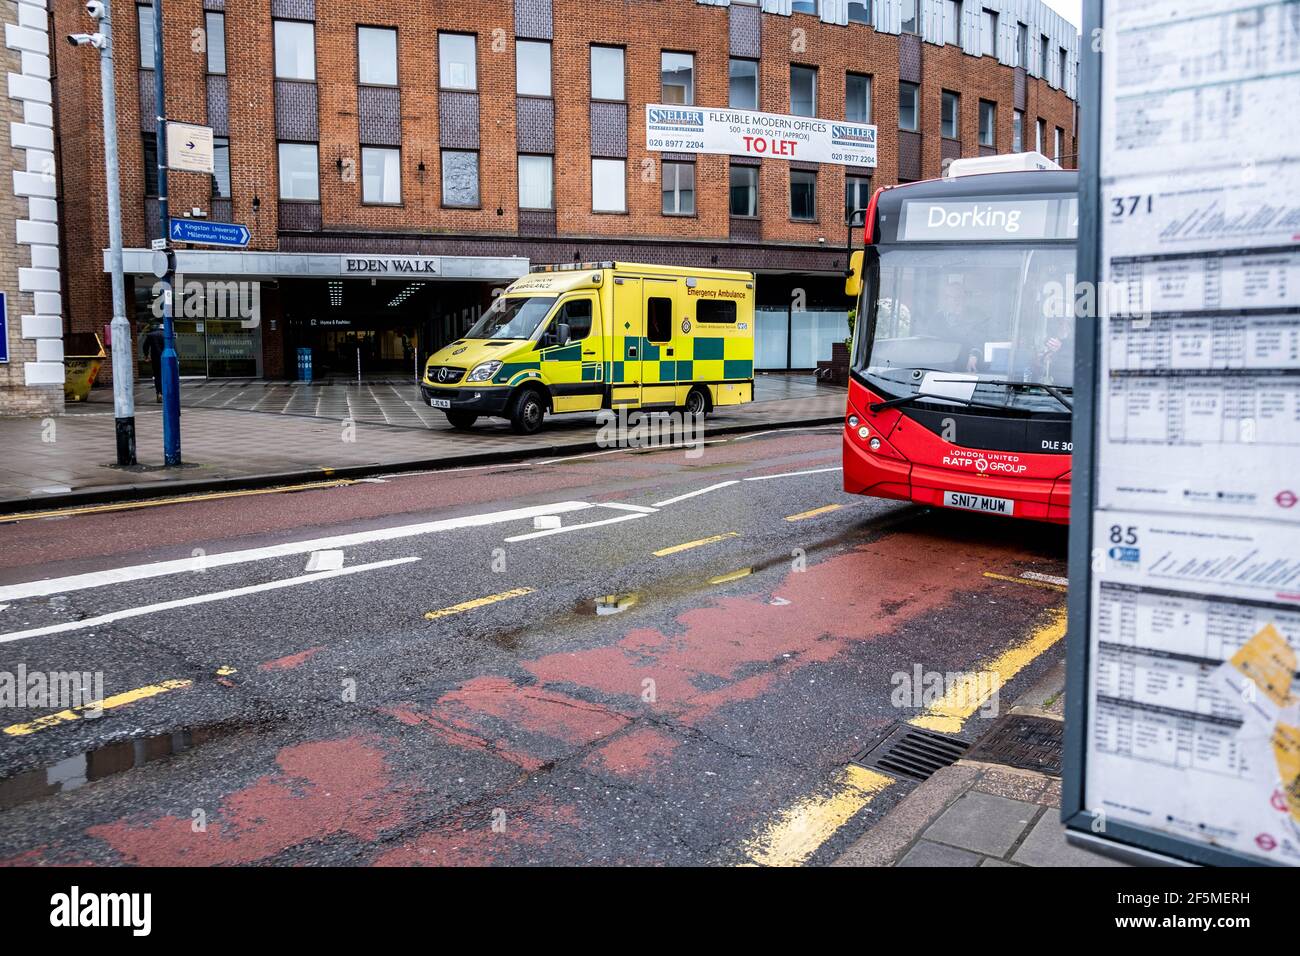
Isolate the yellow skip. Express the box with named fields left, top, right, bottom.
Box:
left=654, top=532, right=739, bottom=557
left=3, top=678, right=193, bottom=736
left=909, top=606, right=1067, bottom=734
left=425, top=587, right=535, bottom=620
left=0, top=479, right=353, bottom=523
left=742, top=764, right=894, bottom=867
left=784, top=504, right=843, bottom=522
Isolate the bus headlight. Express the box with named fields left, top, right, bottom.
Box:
left=466, top=360, right=502, bottom=383
left=857, top=426, right=870, bottom=439
left=847, top=415, right=859, bottom=428
left=869, top=438, right=881, bottom=450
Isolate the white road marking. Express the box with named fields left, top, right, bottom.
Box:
left=0, top=501, right=594, bottom=603
left=504, top=512, right=646, bottom=542
left=596, top=502, right=659, bottom=514
left=1022, top=571, right=1069, bottom=586
left=652, top=480, right=739, bottom=508
left=742, top=466, right=842, bottom=482
left=304, top=550, right=345, bottom=572
left=0, top=557, right=420, bottom=645
left=731, top=425, right=840, bottom=441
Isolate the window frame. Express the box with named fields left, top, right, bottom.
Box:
left=660, top=50, right=696, bottom=106
left=211, top=135, right=231, bottom=198
left=981, top=9, right=998, bottom=57
left=1012, top=109, right=1024, bottom=151
left=661, top=160, right=696, bottom=216
left=142, top=132, right=159, bottom=196
left=590, top=44, right=626, bottom=102
left=729, top=163, right=759, bottom=218
left=438, top=31, right=478, bottom=91
left=440, top=149, right=480, bottom=209
left=978, top=99, right=996, bottom=147
left=941, top=90, right=960, bottom=139
left=591, top=157, right=627, bottom=214
left=136, top=4, right=154, bottom=70
left=729, top=57, right=759, bottom=110
left=845, top=174, right=871, bottom=225
left=361, top=145, right=402, bottom=206
left=789, top=168, right=817, bottom=222
left=790, top=64, right=817, bottom=118
left=791, top=0, right=818, bottom=13
left=277, top=141, right=320, bottom=202
left=943, top=0, right=961, bottom=46
left=518, top=153, right=555, bottom=211
left=898, top=81, right=920, bottom=132
left=273, top=19, right=316, bottom=82
left=516, top=39, right=552, bottom=98
left=847, top=0, right=871, bottom=25
left=356, top=25, right=398, bottom=88
left=901, top=0, right=918, bottom=34
left=204, top=11, right=226, bottom=75
left=846, top=72, right=872, bottom=124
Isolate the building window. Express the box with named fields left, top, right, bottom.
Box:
left=729, top=58, right=758, bottom=110
left=1059, top=47, right=1068, bottom=88
left=899, top=81, right=919, bottom=131
left=273, top=20, right=315, bottom=81
left=205, top=12, right=226, bottom=74
left=1054, top=126, right=1063, bottom=163
left=1013, top=109, right=1024, bottom=151
left=941, top=90, right=959, bottom=138
left=662, top=161, right=695, bottom=215
left=518, top=154, right=553, bottom=209
left=901, top=0, right=918, bottom=34
left=439, top=32, right=476, bottom=90
left=441, top=150, right=479, bottom=207
left=1016, top=22, right=1028, bottom=67
left=1035, top=117, right=1045, bottom=152
left=845, top=174, right=871, bottom=223
left=943, top=0, right=961, bottom=46
left=661, top=52, right=694, bottom=105
left=362, top=146, right=401, bottom=204
left=516, top=40, right=551, bottom=97
left=792, top=0, right=817, bottom=12
left=790, top=169, right=817, bottom=221
left=981, top=9, right=997, bottom=57
left=212, top=136, right=230, bottom=198
left=142, top=133, right=158, bottom=195
left=979, top=99, right=996, bottom=146
left=848, top=0, right=871, bottom=24
left=136, top=5, right=153, bottom=70
left=1039, top=35, right=1049, bottom=77
left=791, top=65, right=817, bottom=117
left=730, top=164, right=758, bottom=217
left=591, top=45, right=624, bottom=101
left=278, top=142, right=319, bottom=201
left=846, top=72, right=871, bottom=123
left=592, top=158, right=626, bottom=212
left=357, top=27, right=397, bottom=86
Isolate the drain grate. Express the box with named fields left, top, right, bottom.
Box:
left=851, top=723, right=969, bottom=781
left=964, top=714, right=1063, bottom=776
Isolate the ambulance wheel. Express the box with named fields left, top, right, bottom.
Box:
left=445, top=411, right=478, bottom=430
left=509, top=389, right=546, bottom=435
left=684, top=387, right=710, bottom=417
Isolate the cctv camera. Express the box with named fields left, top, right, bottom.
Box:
left=67, top=31, right=106, bottom=48
left=85, top=0, right=106, bottom=19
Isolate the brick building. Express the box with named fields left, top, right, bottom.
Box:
left=3, top=0, right=66, bottom=414
left=46, top=0, right=1078, bottom=382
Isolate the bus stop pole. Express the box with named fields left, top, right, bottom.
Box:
left=153, top=0, right=181, bottom=465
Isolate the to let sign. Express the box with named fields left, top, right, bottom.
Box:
left=645, top=105, right=877, bottom=168
left=166, top=122, right=215, bottom=174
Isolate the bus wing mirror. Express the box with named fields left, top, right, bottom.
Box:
left=844, top=250, right=864, bottom=299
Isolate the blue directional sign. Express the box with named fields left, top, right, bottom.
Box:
left=168, top=218, right=250, bottom=248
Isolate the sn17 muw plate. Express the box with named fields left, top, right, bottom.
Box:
left=943, top=491, right=1014, bottom=515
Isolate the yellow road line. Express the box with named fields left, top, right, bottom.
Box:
left=909, top=606, right=1067, bottom=734
left=2, top=679, right=193, bottom=736
left=425, top=587, right=535, bottom=620
left=784, top=504, right=843, bottom=522
left=0, top=479, right=354, bottom=523
left=983, top=571, right=1067, bottom=593
left=708, top=568, right=753, bottom=585
left=741, top=765, right=894, bottom=867
left=653, top=532, right=739, bottom=557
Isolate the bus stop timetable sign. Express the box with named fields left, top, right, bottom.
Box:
left=1065, top=0, right=1300, bottom=867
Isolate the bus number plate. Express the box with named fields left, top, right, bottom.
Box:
left=943, top=491, right=1014, bottom=515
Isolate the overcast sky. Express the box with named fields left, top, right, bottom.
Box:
left=1041, top=0, right=1082, bottom=29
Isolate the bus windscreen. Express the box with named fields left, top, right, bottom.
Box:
left=857, top=243, right=1076, bottom=414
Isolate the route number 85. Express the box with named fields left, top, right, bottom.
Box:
left=1108, top=524, right=1138, bottom=545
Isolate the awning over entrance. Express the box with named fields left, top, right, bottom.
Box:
left=106, top=249, right=530, bottom=282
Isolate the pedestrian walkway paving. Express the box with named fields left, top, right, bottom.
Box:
left=836, top=663, right=1126, bottom=868
left=0, top=376, right=846, bottom=507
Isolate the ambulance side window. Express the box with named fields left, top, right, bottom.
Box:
left=696, top=300, right=736, bottom=324
left=559, top=298, right=593, bottom=343
left=647, top=297, right=673, bottom=344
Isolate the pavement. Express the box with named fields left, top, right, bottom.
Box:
left=0, top=428, right=1071, bottom=866
left=0, top=375, right=845, bottom=508
left=835, top=660, right=1127, bottom=868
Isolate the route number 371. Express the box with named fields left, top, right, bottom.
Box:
left=1110, top=194, right=1152, bottom=219
left=1108, top=524, right=1138, bottom=545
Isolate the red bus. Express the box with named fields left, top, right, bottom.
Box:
left=842, top=156, right=1078, bottom=524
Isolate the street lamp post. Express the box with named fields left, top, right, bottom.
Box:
left=152, top=0, right=182, bottom=465
left=70, top=0, right=135, bottom=465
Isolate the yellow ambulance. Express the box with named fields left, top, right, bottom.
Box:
left=420, top=261, right=756, bottom=434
